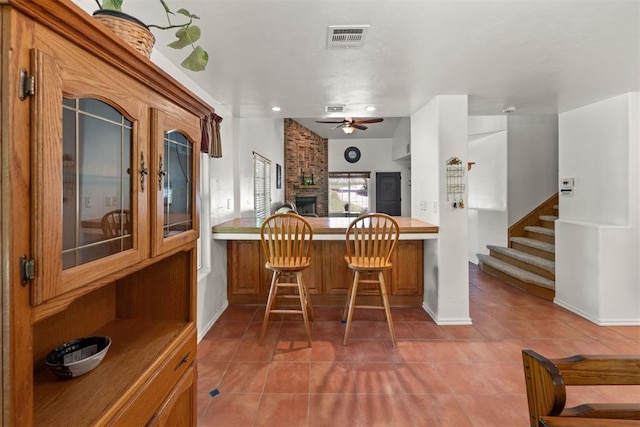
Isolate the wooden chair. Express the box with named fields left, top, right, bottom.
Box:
left=259, top=212, right=315, bottom=346
left=342, top=213, right=399, bottom=347
left=522, top=349, right=640, bottom=427
left=101, top=209, right=132, bottom=252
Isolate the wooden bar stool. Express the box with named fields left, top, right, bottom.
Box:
left=342, top=213, right=400, bottom=347
left=259, top=212, right=315, bottom=346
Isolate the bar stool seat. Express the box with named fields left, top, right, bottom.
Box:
left=259, top=213, right=315, bottom=346
left=342, top=213, right=400, bottom=347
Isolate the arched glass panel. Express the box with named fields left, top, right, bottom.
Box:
left=163, top=131, right=192, bottom=237
left=62, top=98, right=133, bottom=269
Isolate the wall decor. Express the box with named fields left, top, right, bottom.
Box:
left=344, top=146, right=361, bottom=163
left=276, top=163, right=282, bottom=189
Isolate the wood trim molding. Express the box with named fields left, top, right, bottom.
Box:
left=508, top=193, right=559, bottom=244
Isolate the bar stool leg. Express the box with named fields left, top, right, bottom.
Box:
left=301, top=275, right=315, bottom=322
left=296, top=271, right=312, bottom=346
left=342, top=270, right=356, bottom=322
left=343, top=271, right=360, bottom=345
left=260, top=270, right=280, bottom=345
left=378, top=271, right=397, bottom=348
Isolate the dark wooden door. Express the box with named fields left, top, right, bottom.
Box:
left=376, top=172, right=401, bottom=215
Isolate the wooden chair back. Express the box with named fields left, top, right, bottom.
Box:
left=522, top=349, right=640, bottom=427
left=345, top=213, right=399, bottom=269
left=260, top=213, right=313, bottom=270
left=102, top=209, right=132, bottom=239
left=102, top=209, right=132, bottom=253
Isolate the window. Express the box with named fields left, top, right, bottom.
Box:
left=253, top=152, right=272, bottom=219
left=329, top=171, right=370, bottom=216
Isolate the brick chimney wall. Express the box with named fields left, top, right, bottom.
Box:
left=284, top=119, right=328, bottom=216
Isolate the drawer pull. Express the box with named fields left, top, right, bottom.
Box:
left=175, top=351, right=190, bottom=371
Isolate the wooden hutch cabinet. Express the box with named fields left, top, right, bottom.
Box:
left=1, top=1, right=210, bottom=425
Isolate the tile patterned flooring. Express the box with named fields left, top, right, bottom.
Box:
left=196, top=263, right=640, bottom=426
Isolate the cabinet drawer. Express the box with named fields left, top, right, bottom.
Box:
left=109, top=329, right=197, bottom=426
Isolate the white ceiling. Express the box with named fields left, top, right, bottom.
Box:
left=88, top=0, right=639, bottom=139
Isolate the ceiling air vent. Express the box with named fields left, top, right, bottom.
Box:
left=327, top=25, right=369, bottom=49
left=325, top=105, right=346, bottom=113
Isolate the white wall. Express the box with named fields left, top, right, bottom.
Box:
left=556, top=92, right=640, bottom=325
left=392, top=118, right=411, bottom=160
left=507, top=115, right=559, bottom=225
left=467, top=117, right=508, bottom=263
left=466, top=115, right=557, bottom=263
left=411, top=95, right=471, bottom=325
left=328, top=138, right=411, bottom=216
left=235, top=118, right=285, bottom=217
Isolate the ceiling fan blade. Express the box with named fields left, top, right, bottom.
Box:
left=330, top=123, right=345, bottom=130
left=352, top=124, right=368, bottom=130
left=353, top=118, right=383, bottom=124
left=316, top=120, right=344, bottom=124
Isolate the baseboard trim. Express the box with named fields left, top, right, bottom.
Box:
left=554, top=298, right=640, bottom=326
left=422, top=302, right=473, bottom=325
left=197, top=300, right=230, bottom=343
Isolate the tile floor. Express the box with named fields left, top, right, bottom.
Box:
left=196, top=263, right=640, bottom=426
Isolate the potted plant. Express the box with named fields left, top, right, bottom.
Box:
left=93, top=0, right=208, bottom=71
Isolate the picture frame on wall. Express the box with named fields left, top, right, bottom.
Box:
left=276, top=163, right=282, bottom=189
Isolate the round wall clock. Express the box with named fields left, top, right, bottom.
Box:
left=344, top=146, right=361, bottom=163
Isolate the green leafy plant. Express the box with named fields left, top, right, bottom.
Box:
left=95, top=0, right=208, bottom=71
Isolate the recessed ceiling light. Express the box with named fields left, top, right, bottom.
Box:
left=365, top=106, right=376, bottom=112
left=272, top=106, right=281, bottom=112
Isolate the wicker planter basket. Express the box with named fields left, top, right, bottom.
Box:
left=93, top=10, right=155, bottom=58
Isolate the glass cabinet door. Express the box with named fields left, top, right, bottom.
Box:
left=152, top=108, right=200, bottom=256
left=163, top=131, right=193, bottom=237
left=62, top=98, right=133, bottom=269
left=30, top=50, right=147, bottom=305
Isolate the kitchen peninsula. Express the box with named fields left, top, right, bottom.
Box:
left=213, top=217, right=438, bottom=306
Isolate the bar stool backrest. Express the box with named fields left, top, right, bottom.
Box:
left=260, top=213, right=313, bottom=269
left=345, top=213, right=399, bottom=269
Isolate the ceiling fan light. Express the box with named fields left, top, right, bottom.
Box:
left=342, top=126, right=355, bottom=134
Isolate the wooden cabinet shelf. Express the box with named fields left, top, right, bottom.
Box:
left=34, top=320, right=192, bottom=426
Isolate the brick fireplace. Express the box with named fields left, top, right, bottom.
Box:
left=284, top=119, right=328, bottom=216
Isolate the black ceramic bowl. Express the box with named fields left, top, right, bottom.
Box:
left=45, top=336, right=111, bottom=379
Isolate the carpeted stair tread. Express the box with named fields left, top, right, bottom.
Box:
left=477, top=254, right=555, bottom=290
left=486, top=245, right=555, bottom=273
left=524, top=225, right=555, bottom=236
left=511, top=237, right=555, bottom=253
left=539, top=215, right=558, bottom=222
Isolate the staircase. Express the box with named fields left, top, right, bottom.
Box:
left=477, top=194, right=558, bottom=300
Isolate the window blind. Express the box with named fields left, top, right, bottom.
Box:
left=253, top=152, right=272, bottom=219
left=329, top=171, right=371, bottom=179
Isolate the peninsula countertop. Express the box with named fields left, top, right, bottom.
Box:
left=212, top=216, right=439, bottom=240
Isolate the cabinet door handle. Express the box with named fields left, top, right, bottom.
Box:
left=158, top=154, right=167, bottom=190
left=175, top=351, right=190, bottom=370
left=140, top=152, right=149, bottom=192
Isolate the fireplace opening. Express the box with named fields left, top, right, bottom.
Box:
left=295, top=196, right=316, bottom=215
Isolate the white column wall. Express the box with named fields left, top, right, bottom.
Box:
left=411, top=96, right=471, bottom=325
left=556, top=93, right=640, bottom=325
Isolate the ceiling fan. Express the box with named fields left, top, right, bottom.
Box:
left=315, top=117, right=384, bottom=134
